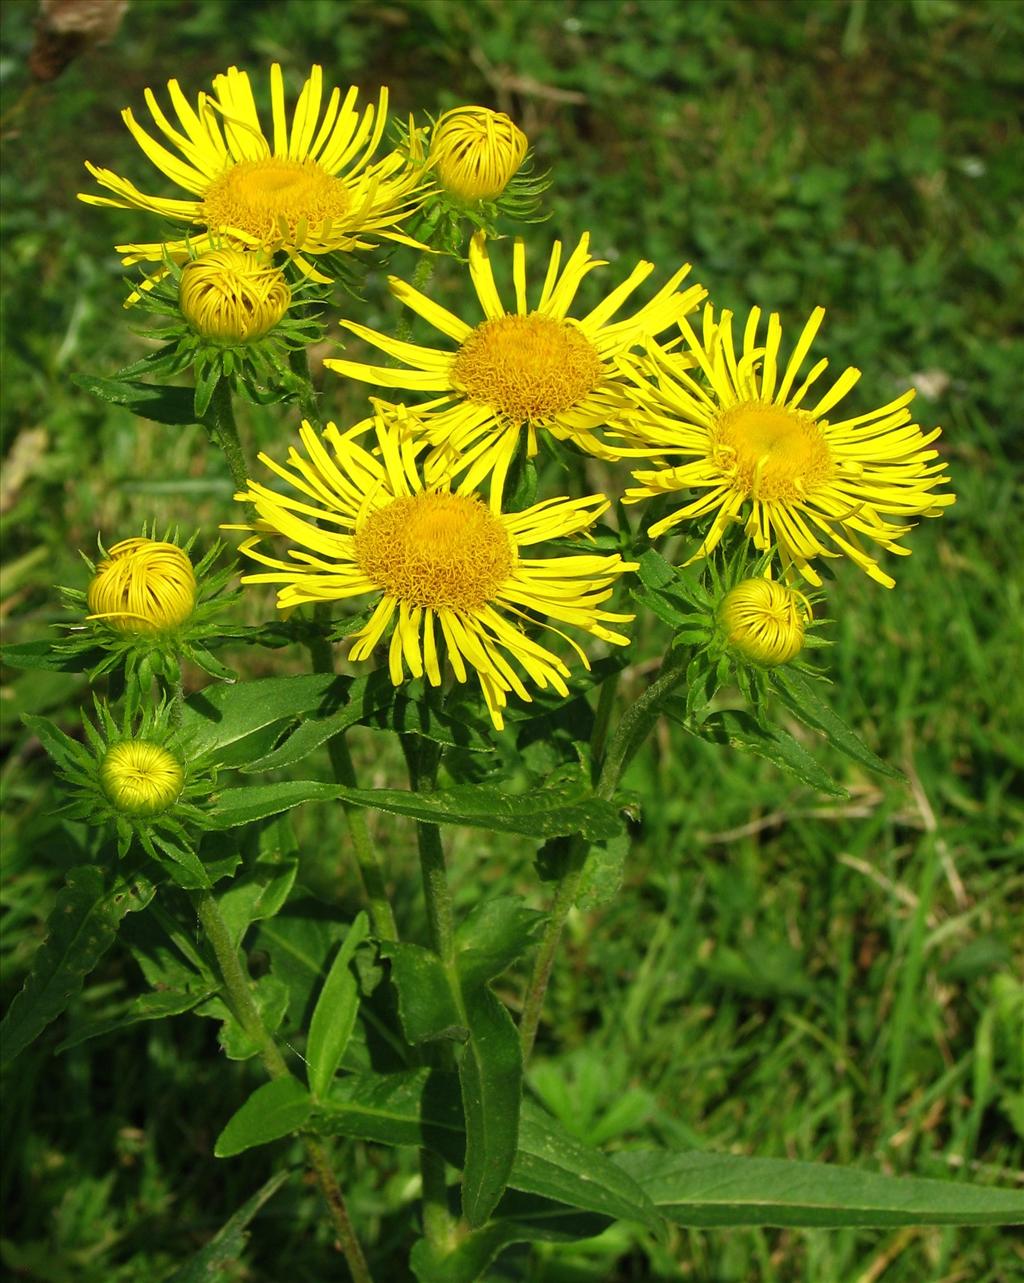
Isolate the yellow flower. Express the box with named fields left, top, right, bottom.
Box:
left=87, top=538, right=196, bottom=633
left=230, top=413, right=636, bottom=730
left=179, top=249, right=291, bottom=342
left=100, top=740, right=185, bottom=815
left=429, top=106, right=528, bottom=202
left=325, top=231, right=705, bottom=504
left=720, top=578, right=809, bottom=666
left=619, top=305, right=956, bottom=588
left=79, top=63, right=424, bottom=282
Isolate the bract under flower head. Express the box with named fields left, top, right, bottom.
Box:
left=430, top=105, right=528, bottom=202
left=720, top=577, right=809, bottom=666
left=87, top=537, right=196, bottom=633
left=100, top=739, right=184, bottom=815
left=179, top=249, right=290, bottom=342
left=227, top=411, right=637, bottom=730
left=79, top=63, right=425, bottom=282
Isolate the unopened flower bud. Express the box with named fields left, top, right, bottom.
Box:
left=720, top=578, right=808, bottom=666
left=429, top=106, right=528, bottom=203
left=100, top=740, right=184, bottom=815
left=179, top=249, right=291, bottom=342
left=87, top=537, right=196, bottom=633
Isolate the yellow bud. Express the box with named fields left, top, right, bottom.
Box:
left=87, top=538, right=196, bottom=634
left=178, top=249, right=291, bottom=342
left=719, top=578, right=809, bottom=666
left=429, top=106, right=528, bottom=203
left=100, top=740, right=184, bottom=816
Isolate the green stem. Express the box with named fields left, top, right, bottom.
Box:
left=308, top=617, right=398, bottom=942
left=402, top=732, right=461, bottom=1252
left=207, top=378, right=249, bottom=491
left=288, top=347, right=322, bottom=426
left=519, top=651, right=690, bottom=1060
left=194, top=892, right=374, bottom=1283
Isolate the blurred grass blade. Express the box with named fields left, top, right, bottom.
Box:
left=166, top=1171, right=289, bottom=1280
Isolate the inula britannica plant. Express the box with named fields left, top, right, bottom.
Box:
left=6, top=53, right=1021, bottom=1283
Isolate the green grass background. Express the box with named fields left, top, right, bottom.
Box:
left=2, top=1, right=1022, bottom=1279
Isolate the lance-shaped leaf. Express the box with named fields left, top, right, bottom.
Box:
left=179, top=673, right=342, bottom=759
left=56, top=981, right=218, bottom=1052
left=616, top=1150, right=1024, bottom=1228
left=771, top=668, right=903, bottom=780
left=206, top=781, right=346, bottom=829
left=380, top=940, right=467, bottom=1046
left=1, top=868, right=154, bottom=1066
left=215, top=1076, right=313, bottom=1158
left=306, top=912, right=370, bottom=1099
left=332, top=780, right=622, bottom=840
left=165, top=1171, right=288, bottom=1282
left=313, top=1069, right=657, bottom=1228
left=73, top=374, right=199, bottom=426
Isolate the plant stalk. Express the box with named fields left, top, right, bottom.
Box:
left=519, top=651, right=689, bottom=1060
left=206, top=377, right=249, bottom=491
left=194, top=891, right=374, bottom=1283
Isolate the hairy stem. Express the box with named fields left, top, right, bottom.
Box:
left=519, top=651, right=689, bottom=1060
left=206, top=377, right=249, bottom=491
left=194, top=892, right=374, bottom=1283
left=288, top=346, right=321, bottom=426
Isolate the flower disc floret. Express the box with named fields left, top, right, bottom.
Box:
left=100, top=740, right=184, bottom=815
left=87, top=537, right=196, bottom=633
left=452, top=313, right=604, bottom=424
left=720, top=578, right=808, bottom=666
left=355, top=493, right=515, bottom=611
left=430, top=105, right=528, bottom=202
left=202, top=158, right=350, bottom=245
left=179, top=249, right=291, bottom=342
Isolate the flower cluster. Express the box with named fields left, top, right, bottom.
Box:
left=79, top=60, right=956, bottom=731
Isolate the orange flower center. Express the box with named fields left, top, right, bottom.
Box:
left=712, top=402, right=833, bottom=502
left=203, top=157, right=349, bottom=246
left=354, top=492, right=514, bottom=611
left=452, top=313, right=603, bottom=424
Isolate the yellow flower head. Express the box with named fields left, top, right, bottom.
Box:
left=429, top=106, right=528, bottom=202
left=229, top=413, right=637, bottom=730
left=79, top=64, right=425, bottom=282
left=719, top=577, right=809, bottom=666
left=88, top=538, right=196, bottom=633
left=618, top=305, right=956, bottom=588
left=178, top=249, right=291, bottom=342
left=325, top=231, right=705, bottom=504
left=100, top=740, right=185, bottom=816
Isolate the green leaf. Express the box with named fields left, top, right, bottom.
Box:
left=455, top=898, right=547, bottom=990
left=576, top=831, right=631, bottom=910
left=56, top=981, right=218, bottom=1052
left=216, top=847, right=299, bottom=948
left=197, top=975, right=290, bottom=1061
left=207, top=781, right=345, bottom=829
left=676, top=706, right=848, bottom=799
left=165, top=1171, right=288, bottom=1282
left=314, top=1071, right=657, bottom=1228
left=380, top=940, right=467, bottom=1045
left=333, top=780, right=622, bottom=840
left=307, top=912, right=370, bottom=1099
left=255, top=904, right=347, bottom=1037
left=241, top=670, right=399, bottom=773
left=458, top=986, right=523, bottom=1227
left=1, top=869, right=154, bottom=1066
left=772, top=668, right=903, bottom=780
left=73, top=374, right=198, bottom=426
left=215, top=1075, right=312, bottom=1158
left=617, top=1150, right=1024, bottom=1227
left=179, top=674, right=341, bottom=760
left=1, top=640, right=98, bottom=672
